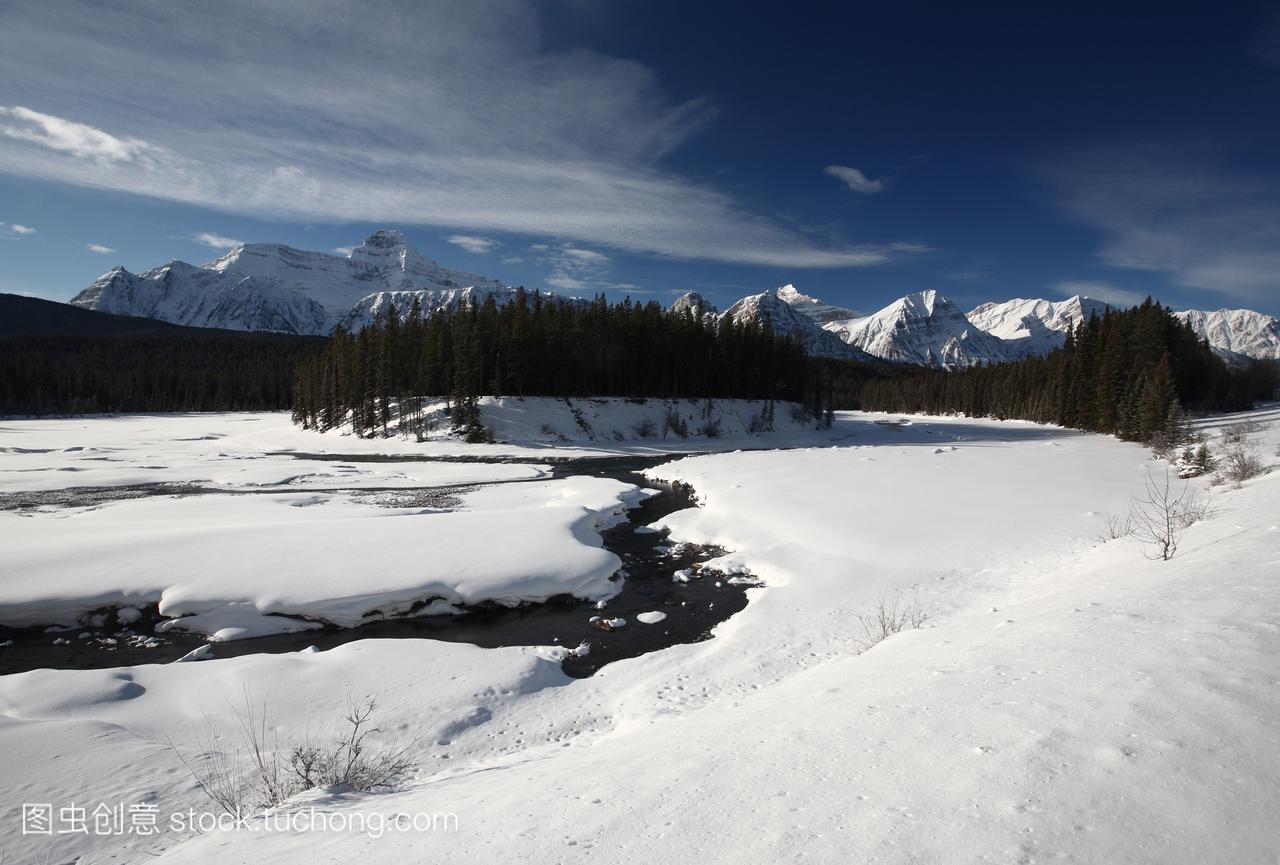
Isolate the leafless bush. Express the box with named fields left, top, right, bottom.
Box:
left=857, top=590, right=930, bottom=648
left=287, top=698, right=415, bottom=793
left=1219, top=442, right=1264, bottom=483
left=633, top=418, right=656, bottom=438
left=1128, top=469, right=1213, bottom=561
left=1219, top=420, right=1267, bottom=445
left=1099, top=512, right=1133, bottom=541
left=1216, top=423, right=1267, bottom=484
left=170, top=693, right=416, bottom=817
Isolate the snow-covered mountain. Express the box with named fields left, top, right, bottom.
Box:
left=669, top=291, right=718, bottom=317
left=69, top=229, right=1280, bottom=367
left=71, top=230, right=509, bottom=335
left=966, top=296, right=1111, bottom=357
left=72, top=261, right=331, bottom=334
left=823, top=290, right=1018, bottom=368
left=1174, top=308, right=1280, bottom=364
left=722, top=289, right=875, bottom=361
left=775, top=284, right=861, bottom=326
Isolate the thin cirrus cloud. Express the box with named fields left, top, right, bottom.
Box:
left=192, top=232, right=244, bottom=250
left=1044, top=142, right=1280, bottom=303
left=824, top=164, right=886, bottom=195
left=0, top=0, right=920, bottom=271
left=531, top=243, right=624, bottom=292
left=86, top=243, right=115, bottom=254
left=446, top=234, right=499, bottom=255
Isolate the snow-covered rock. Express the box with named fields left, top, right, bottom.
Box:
left=966, top=295, right=1110, bottom=357
left=669, top=291, right=718, bottom=317
left=825, top=289, right=1017, bottom=368
left=71, top=230, right=510, bottom=335
left=722, top=288, right=875, bottom=361
left=1174, top=307, right=1280, bottom=363
left=775, top=284, right=861, bottom=325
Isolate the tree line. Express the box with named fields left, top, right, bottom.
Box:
left=857, top=298, right=1276, bottom=447
left=290, top=291, right=827, bottom=439
left=0, top=334, right=323, bottom=415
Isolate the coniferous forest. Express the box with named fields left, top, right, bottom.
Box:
left=857, top=299, right=1276, bottom=446
left=5, top=292, right=1274, bottom=446
left=0, top=333, right=324, bottom=415
left=290, top=291, right=824, bottom=439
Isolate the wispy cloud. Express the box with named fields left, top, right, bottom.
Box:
left=1051, top=280, right=1146, bottom=307
left=1, top=221, right=35, bottom=237
left=0, top=105, right=157, bottom=163
left=193, top=231, right=243, bottom=250
left=1044, top=142, right=1280, bottom=302
left=824, top=164, right=885, bottom=195
left=532, top=243, right=626, bottom=293
left=446, top=234, right=499, bottom=254
left=333, top=246, right=355, bottom=256
left=0, top=1, right=920, bottom=270
left=86, top=243, right=115, bottom=254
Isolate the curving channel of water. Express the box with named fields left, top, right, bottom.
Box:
left=0, top=455, right=756, bottom=678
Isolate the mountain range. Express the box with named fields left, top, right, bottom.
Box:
left=69, top=230, right=1280, bottom=368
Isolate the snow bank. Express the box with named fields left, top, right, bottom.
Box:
left=0, top=479, right=638, bottom=634
left=335, top=396, right=831, bottom=452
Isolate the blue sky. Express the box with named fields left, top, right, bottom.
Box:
left=1, top=0, right=1278, bottom=315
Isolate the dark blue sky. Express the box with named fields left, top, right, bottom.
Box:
left=1, top=0, right=1277, bottom=314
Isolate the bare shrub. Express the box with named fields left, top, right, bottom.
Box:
left=1099, top=512, right=1133, bottom=541
left=697, top=418, right=722, bottom=438
left=1128, top=468, right=1213, bottom=561
left=287, top=698, right=415, bottom=793
left=170, top=692, right=416, bottom=817
left=1216, top=424, right=1266, bottom=484
left=857, top=590, right=930, bottom=648
left=1219, top=420, right=1266, bottom=445
left=633, top=418, right=656, bottom=439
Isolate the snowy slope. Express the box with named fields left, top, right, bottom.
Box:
left=1175, top=307, right=1280, bottom=363
left=71, top=230, right=509, bottom=335
left=5, top=409, right=1277, bottom=863
left=722, top=288, right=875, bottom=360
left=71, top=261, right=331, bottom=334
left=775, top=283, right=861, bottom=325
left=967, top=295, right=1110, bottom=356
left=825, top=289, right=1018, bottom=367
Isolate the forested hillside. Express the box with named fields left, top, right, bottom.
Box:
left=859, top=299, right=1277, bottom=445
left=290, top=291, right=826, bottom=439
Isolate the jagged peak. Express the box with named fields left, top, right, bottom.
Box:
left=670, top=291, right=717, bottom=316
left=359, top=228, right=408, bottom=250
left=887, top=289, right=952, bottom=318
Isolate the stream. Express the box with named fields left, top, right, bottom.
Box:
left=0, top=454, right=755, bottom=678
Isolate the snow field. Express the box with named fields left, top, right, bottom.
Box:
left=0, top=408, right=1277, bottom=863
